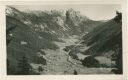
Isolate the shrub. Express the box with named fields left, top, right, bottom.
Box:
left=81, top=56, right=100, bottom=68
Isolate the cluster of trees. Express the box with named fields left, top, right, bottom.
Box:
left=6, top=24, right=43, bottom=75
left=7, top=25, right=31, bottom=75
left=111, top=11, right=122, bottom=74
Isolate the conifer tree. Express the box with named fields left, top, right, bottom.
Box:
left=17, top=56, right=32, bottom=75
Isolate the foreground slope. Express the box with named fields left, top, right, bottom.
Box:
left=6, top=16, right=59, bottom=74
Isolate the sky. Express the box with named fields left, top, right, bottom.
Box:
left=11, top=4, right=121, bottom=21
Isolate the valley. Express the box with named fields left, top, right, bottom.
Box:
left=31, top=36, right=113, bottom=74
left=6, top=6, right=122, bottom=75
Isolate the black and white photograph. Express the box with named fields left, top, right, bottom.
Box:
left=6, top=4, right=123, bottom=75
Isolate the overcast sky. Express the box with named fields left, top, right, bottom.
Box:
left=11, top=4, right=121, bottom=21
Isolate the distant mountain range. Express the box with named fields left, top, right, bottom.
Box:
left=6, top=6, right=103, bottom=37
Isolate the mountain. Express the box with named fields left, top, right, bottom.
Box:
left=6, top=16, right=59, bottom=74
left=6, top=6, right=114, bottom=74
left=6, top=6, right=103, bottom=37
left=79, top=19, right=105, bottom=33
left=65, top=8, right=103, bottom=35
left=82, top=12, right=122, bottom=56
left=65, top=11, right=122, bottom=73
left=82, top=11, right=122, bottom=73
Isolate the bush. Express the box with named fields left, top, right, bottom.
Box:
left=38, top=66, right=44, bottom=72
left=17, top=56, right=32, bottom=75
left=81, top=56, right=100, bottom=68
left=35, top=57, right=46, bottom=65
left=63, top=45, right=75, bottom=52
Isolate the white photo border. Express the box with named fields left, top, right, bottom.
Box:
left=0, top=0, right=128, bottom=80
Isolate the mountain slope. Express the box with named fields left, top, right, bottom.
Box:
left=80, top=12, right=122, bottom=73
left=6, top=6, right=119, bottom=74
left=82, top=12, right=122, bottom=56
left=6, top=16, right=59, bottom=74
left=6, top=6, right=103, bottom=37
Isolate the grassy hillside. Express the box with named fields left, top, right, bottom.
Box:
left=6, top=16, right=59, bottom=74
left=82, top=13, right=122, bottom=56
left=80, top=12, right=122, bottom=74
